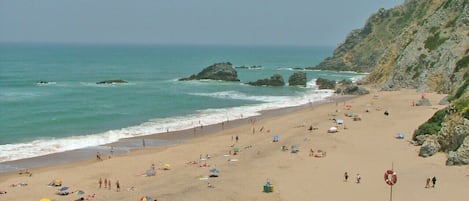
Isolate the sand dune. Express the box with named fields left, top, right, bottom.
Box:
left=1, top=88, right=467, bottom=201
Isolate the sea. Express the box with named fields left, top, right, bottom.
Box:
left=0, top=43, right=366, bottom=171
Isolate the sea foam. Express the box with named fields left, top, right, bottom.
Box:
left=0, top=81, right=334, bottom=163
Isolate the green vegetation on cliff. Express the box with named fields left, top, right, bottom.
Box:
left=312, top=0, right=469, bottom=164
left=413, top=109, right=446, bottom=139
left=313, top=0, right=468, bottom=94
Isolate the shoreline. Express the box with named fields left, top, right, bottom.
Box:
left=1, top=88, right=465, bottom=201
left=0, top=94, right=354, bottom=174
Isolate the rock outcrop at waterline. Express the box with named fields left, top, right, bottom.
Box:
left=96, top=80, right=128, bottom=84
left=246, top=74, right=285, bottom=87
left=179, top=62, right=240, bottom=82
left=288, top=72, right=307, bottom=87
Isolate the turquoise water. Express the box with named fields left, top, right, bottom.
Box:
left=0, top=44, right=365, bottom=162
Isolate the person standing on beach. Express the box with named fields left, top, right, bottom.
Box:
left=96, top=152, right=102, bottom=161
left=104, top=178, right=107, bottom=188
left=108, top=179, right=111, bottom=190
left=99, top=178, right=102, bottom=188
left=356, top=174, right=361, bottom=183
left=432, top=176, right=437, bottom=187
left=142, top=139, right=146, bottom=147
left=235, top=135, right=239, bottom=143
left=116, top=180, right=120, bottom=192
left=344, top=172, right=349, bottom=182
left=425, top=177, right=431, bottom=188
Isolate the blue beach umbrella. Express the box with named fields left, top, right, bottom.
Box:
left=209, top=168, right=220, bottom=174
left=76, top=190, right=84, bottom=196
left=59, top=186, right=69, bottom=191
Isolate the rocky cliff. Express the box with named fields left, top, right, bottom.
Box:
left=312, top=0, right=469, bottom=165
left=313, top=0, right=468, bottom=94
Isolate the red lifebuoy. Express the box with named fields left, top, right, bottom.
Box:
left=384, top=169, right=397, bottom=186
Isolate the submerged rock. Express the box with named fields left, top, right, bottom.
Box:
left=179, top=62, right=239, bottom=81
left=96, top=80, right=128, bottom=84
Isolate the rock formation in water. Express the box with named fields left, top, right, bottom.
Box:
left=246, top=74, right=285, bottom=86
left=96, top=80, right=128, bottom=84
left=179, top=62, right=239, bottom=82
left=288, top=72, right=307, bottom=87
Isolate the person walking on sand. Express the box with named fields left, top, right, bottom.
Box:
left=104, top=178, right=107, bottom=189
left=108, top=179, right=111, bottom=190
left=356, top=174, right=361, bottom=183
left=425, top=177, right=431, bottom=188
left=99, top=178, right=102, bottom=188
left=432, top=176, right=437, bottom=187
left=235, top=135, right=239, bottom=143
left=344, top=172, right=349, bottom=182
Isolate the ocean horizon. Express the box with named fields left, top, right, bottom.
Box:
left=0, top=43, right=366, bottom=167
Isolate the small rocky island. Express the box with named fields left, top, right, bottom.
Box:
left=96, top=79, right=128, bottom=84
left=179, top=62, right=240, bottom=81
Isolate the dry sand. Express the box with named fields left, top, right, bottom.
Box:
left=1, top=88, right=468, bottom=201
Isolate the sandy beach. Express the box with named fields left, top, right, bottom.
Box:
left=1, top=88, right=468, bottom=201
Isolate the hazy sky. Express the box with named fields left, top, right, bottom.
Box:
left=0, top=0, right=404, bottom=46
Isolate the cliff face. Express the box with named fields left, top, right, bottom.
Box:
left=314, top=0, right=469, bottom=165
left=314, top=0, right=469, bottom=94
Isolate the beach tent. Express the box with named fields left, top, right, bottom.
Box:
left=328, top=127, right=338, bottom=133
left=336, top=119, right=344, bottom=125
left=233, top=147, right=240, bottom=155
left=209, top=168, right=220, bottom=177
left=291, top=144, right=300, bottom=153
left=396, top=133, right=405, bottom=139
left=140, top=195, right=152, bottom=201
left=59, top=186, right=69, bottom=192
left=49, top=178, right=62, bottom=186
left=146, top=168, right=156, bottom=176
left=353, top=115, right=362, bottom=121
left=273, top=135, right=280, bottom=142
left=163, top=163, right=171, bottom=170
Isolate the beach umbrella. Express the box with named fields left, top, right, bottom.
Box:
left=209, top=168, right=220, bottom=174
left=209, top=168, right=220, bottom=177
left=273, top=135, right=280, bottom=142
left=59, top=186, right=69, bottom=191
left=76, top=190, right=84, bottom=196
left=164, top=163, right=171, bottom=168
left=40, top=198, right=51, bottom=201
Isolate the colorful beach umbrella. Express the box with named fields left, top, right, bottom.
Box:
left=40, top=198, right=51, bottom=201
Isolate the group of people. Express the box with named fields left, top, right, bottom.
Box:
left=343, top=172, right=361, bottom=183
left=425, top=176, right=437, bottom=188
left=98, top=178, right=120, bottom=192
